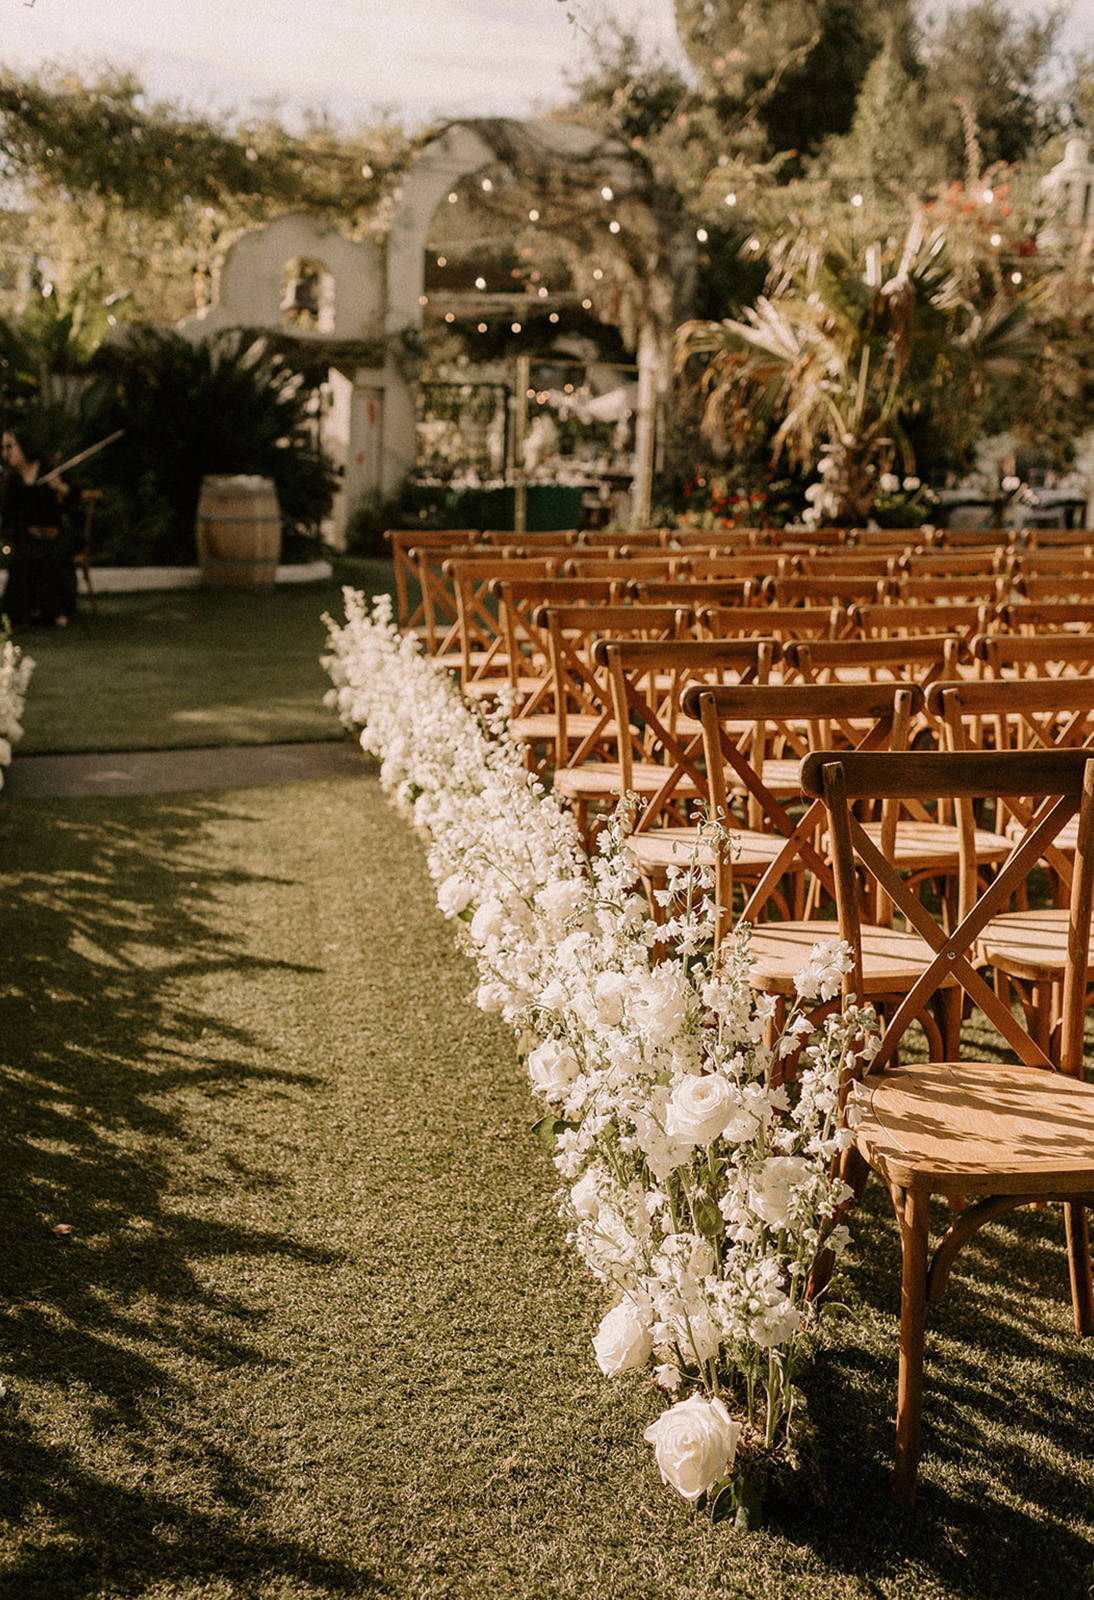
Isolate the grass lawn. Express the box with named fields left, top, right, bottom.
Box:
left=1, top=773, right=1092, bottom=1600
left=10, top=559, right=395, bottom=755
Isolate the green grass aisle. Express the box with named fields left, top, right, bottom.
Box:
left=1, top=776, right=1092, bottom=1600
left=15, top=559, right=395, bottom=755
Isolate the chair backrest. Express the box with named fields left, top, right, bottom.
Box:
left=564, top=555, right=687, bottom=580
left=973, top=631, right=1094, bottom=679
left=684, top=680, right=923, bottom=934
left=769, top=574, right=893, bottom=606
left=900, top=548, right=1007, bottom=577
left=996, top=600, right=1094, bottom=634
left=631, top=579, right=751, bottom=607
left=782, top=634, right=964, bottom=687
left=933, top=527, right=1012, bottom=549
left=493, top=578, right=621, bottom=697
left=897, top=574, right=1010, bottom=606
left=800, top=748, right=1094, bottom=1078
left=580, top=527, right=669, bottom=548
left=848, top=601, right=993, bottom=640
left=1017, top=574, right=1094, bottom=604
left=699, top=604, right=842, bottom=640
left=794, top=554, right=892, bottom=579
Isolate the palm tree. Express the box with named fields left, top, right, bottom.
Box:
left=678, top=210, right=1035, bottom=524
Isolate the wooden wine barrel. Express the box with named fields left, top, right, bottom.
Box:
left=196, top=475, right=282, bottom=588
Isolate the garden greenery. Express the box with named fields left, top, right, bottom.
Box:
left=322, top=591, right=877, bottom=1514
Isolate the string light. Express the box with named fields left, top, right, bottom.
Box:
left=696, top=227, right=708, bottom=242
left=990, top=233, right=1002, bottom=247
left=482, top=178, right=494, bottom=193
left=746, top=237, right=760, bottom=251
left=548, top=312, right=559, bottom=323
left=528, top=208, right=540, bottom=221
left=850, top=193, right=864, bottom=207
left=418, top=294, right=429, bottom=306
left=601, top=185, right=613, bottom=200
left=444, top=311, right=455, bottom=323
left=360, top=163, right=373, bottom=179
left=526, top=387, right=536, bottom=398
left=474, top=276, right=486, bottom=289
left=1010, top=270, right=1023, bottom=284
left=982, top=188, right=994, bottom=203
left=608, top=220, right=621, bottom=234
left=447, top=191, right=458, bottom=204
left=537, top=285, right=548, bottom=297
left=436, top=255, right=447, bottom=266
left=723, top=192, right=737, bottom=206
left=477, top=322, right=487, bottom=332
left=592, top=268, right=604, bottom=280
left=581, top=298, right=593, bottom=309
left=511, top=321, right=522, bottom=332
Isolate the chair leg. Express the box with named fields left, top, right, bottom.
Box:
left=1064, top=1203, right=1094, bottom=1337
left=893, top=1186, right=931, bottom=1507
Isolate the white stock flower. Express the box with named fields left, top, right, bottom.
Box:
left=470, top=898, right=505, bottom=945
left=748, top=1155, right=815, bottom=1229
left=749, top=1294, right=801, bottom=1349
left=593, top=1298, right=653, bottom=1376
left=878, top=472, right=900, bottom=492
left=526, top=1037, right=580, bottom=1098
left=536, top=878, right=587, bottom=927
left=643, top=1394, right=742, bottom=1501
left=593, top=970, right=628, bottom=1027
left=570, top=1168, right=602, bottom=1220
left=793, top=938, right=852, bottom=1002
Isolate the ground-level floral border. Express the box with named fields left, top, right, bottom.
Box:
left=322, top=591, right=874, bottom=1516
left=0, top=637, right=33, bottom=790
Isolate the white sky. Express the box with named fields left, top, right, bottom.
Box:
left=0, top=0, right=1088, bottom=128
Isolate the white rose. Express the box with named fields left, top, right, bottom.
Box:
left=437, top=874, right=473, bottom=917
left=593, top=1299, right=653, bottom=1377
left=664, top=1073, right=736, bottom=1148
left=643, top=1394, right=742, bottom=1502
left=630, top=965, right=689, bottom=1047
left=536, top=879, right=587, bottom=927
left=570, top=1169, right=602, bottom=1220
left=878, top=472, right=900, bottom=492
left=526, top=1038, right=580, bottom=1097
left=748, top=1155, right=815, bottom=1229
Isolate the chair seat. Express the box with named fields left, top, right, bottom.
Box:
left=978, top=906, right=1094, bottom=983
left=746, top=918, right=959, bottom=997
left=509, top=713, right=602, bottom=743
left=624, top=826, right=787, bottom=874
left=855, top=1059, right=1094, bottom=1195
left=553, top=763, right=702, bottom=800
left=1007, top=812, right=1080, bottom=854
left=463, top=675, right=540, bottom=701
left=728, top=757, right=803, bottom=799
left=858, top=819, right=1012, bottom=873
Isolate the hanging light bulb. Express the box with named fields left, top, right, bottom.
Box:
left=477, top=322, right=487, bottom=333
left=548, top=312, right=559, bottom=323
left=581, top=298, right=593, bottom=309
left=601, top=185, right=614, bottom=200
left=608, top=220, right=621, bottom=234
left=444, top=312, right=455, bottom=323
left=528, top=208, right=540, bottom=221
left=511, top=321, right=522, bottom=332
left=696, top=228, right=708, bottom=242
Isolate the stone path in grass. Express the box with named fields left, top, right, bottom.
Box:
left=5, top=738, right=374, bottom=798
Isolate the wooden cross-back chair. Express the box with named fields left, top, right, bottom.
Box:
left=386, top=529, right=478, bottom=639
left=927, top=675, right=1094, bottom=1054
left=445, top=556, right=563, bottom=693
left=597, top=637, right=778, bottom=904
left=698, top=604, right=843, bottom=641
left=492, top=578, right=622, bottom=767
left=973, top=630, right=1094, bottom=680
left=540, top=603, right=692, bottom=842
left=685, top=681, right=969, bottom=1051
left=801, top=746, right=1094, bottom=1505
left=847, top=601, right=994, bottom=643
left=781, top=634, right=965, bottom=690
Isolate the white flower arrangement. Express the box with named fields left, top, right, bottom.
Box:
left=0, top=637, right=33, bottom=789
left=322, top=591, right=877, bottom=1518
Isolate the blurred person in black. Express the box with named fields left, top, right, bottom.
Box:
left=1, top=414, right=78, bottom=628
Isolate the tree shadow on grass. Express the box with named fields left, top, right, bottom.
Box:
left=780, top=1183, right=1094, bottom=1600
left=0, top=794, right=388, bottom=1599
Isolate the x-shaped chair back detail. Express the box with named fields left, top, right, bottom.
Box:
left=386, top=529, right=478, bottom=635
left=800, top=749, right=1094, bottom=1075
left=492, top=579, right=621, bottom=705
left=541, top=605, right=690, bottom=771
left=447, top=557, right=562, bottom=686
left=683, top=681, right=923, bottom=939
left=598, top=638, right=777, bottom=832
